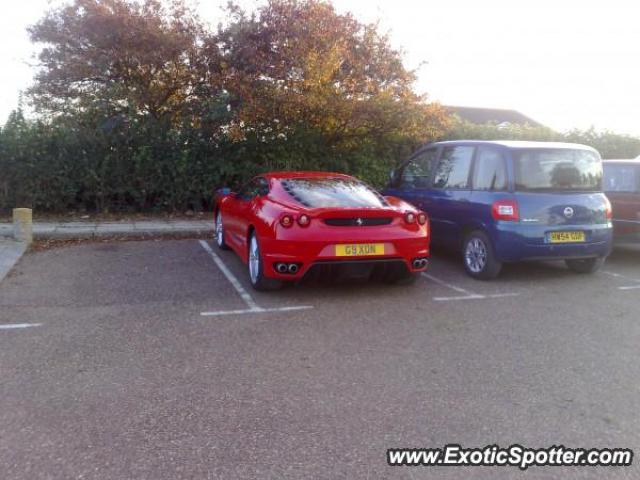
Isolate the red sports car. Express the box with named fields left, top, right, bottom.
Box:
left=213, top=172, right=430, bottom=290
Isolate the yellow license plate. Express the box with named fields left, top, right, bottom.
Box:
left=549, top=231, right=586, bottom=243
left=335, top=243, right=385, bottom=256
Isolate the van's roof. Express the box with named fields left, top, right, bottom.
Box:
left=602, top=158, right=640, bottom=164
left=432, top=140, right=597, bottom=151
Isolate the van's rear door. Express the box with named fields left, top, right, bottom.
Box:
left=516, top=192, right=609, bottom=226
left=513, top=147, right=608, bottom=227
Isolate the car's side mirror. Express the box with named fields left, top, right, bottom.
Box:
left=389, top=168, right=402, bottom=188
left=216, top=187, right=233, bottom=197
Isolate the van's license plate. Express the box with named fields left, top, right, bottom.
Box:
left=335, top=243, right=385, bottom=256
left=549, top=231, right=586, bottom=243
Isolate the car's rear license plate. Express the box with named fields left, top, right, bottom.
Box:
left=335, top=243, right=385, bottom=256
left=549, top=231, right=586, bottom=243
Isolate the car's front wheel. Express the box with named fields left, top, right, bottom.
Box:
left=248, top=232, right=282, bottom=291
left=463, top=231, right=502, bottom=280
left=565, top=257, right=604, bottom=274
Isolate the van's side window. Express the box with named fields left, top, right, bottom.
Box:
left=473, top=147, right=508, bottom=191
left=400, top=149, right=437, bottom=189
left=433, top=146, right=474, bottom=189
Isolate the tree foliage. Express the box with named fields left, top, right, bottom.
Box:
left=1, top=0, right=450, bottom=213
left=28, top=0, right=220, bottom=123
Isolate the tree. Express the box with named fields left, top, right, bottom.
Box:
left=6, top=0, right=451, bottom=212
left=28, top=0, right=221, bottom=125
left=216, top=0, right=450, bottom=148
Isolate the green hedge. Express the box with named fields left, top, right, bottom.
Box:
left=0, top=110, right=420, bottom=213
left=2, top=113, right=639, bottom=214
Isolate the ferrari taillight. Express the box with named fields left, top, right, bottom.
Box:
left=404, top=212, right=416, bottom=224
left=417, top=212, right=427, bottom=225
left=297, top=214, right=311, bottom=227
left=280, top=215, right=294, bottom=228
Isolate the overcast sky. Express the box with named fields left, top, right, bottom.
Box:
left=2, top=0, right=639, bottom=134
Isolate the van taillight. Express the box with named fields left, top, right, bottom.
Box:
left=492, top=200, right=519, bottom=221
left=604, top=197, right=613, bottom=220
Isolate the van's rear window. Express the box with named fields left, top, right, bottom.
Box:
left=513, top=149, right=602, bottom=192
left=280, top=177, right=387, bottom=208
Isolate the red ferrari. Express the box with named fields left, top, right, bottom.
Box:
left=213, top=172, right=430, bottom=290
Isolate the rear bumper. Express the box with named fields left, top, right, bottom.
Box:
left=260, top=236, right=429, bottom=280
left=492, top=223, right=613, bottom=262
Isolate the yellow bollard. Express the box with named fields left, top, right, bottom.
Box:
left=13, top=208, right=33, bottom=245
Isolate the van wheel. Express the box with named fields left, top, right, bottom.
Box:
left=463, top=231, right=502, bottom=280
left=565, top=257, right=604, bottom=274
left=248, top=232, right=282, bottom=291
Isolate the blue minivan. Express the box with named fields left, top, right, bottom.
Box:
left=384, top=141, right=613, bottom=279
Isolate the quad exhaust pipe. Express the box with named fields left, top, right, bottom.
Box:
left=412, top=258, right=428, bottom=269
left=274, top=262, right=301, bottom=274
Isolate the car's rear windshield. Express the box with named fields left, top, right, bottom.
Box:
left=513, top=149, right=602, bottom=192
left=280, top=177, right=387, bottom=208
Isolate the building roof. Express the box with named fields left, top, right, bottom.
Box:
left=602, top=159, right=640, bottom=164
left=445, top=105, right=543, bottom=127
left=432, top=140, right=596, bottom=151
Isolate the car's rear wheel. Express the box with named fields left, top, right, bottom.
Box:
left=215, top=211, right=229, bottom=250
left=463, top=231, right=502, bottom=280
left=565, top=257, right=604, bottom=274
left=248, top=232, right=282, bottom=291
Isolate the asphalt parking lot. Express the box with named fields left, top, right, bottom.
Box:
left=1, top=239, right=639, bottom=479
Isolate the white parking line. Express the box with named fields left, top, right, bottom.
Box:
left=601, top=270, right=640, bottom=290
left=199, top=240, right=261, bottom=310
left=0, top=323, right=42, bottom=330
left=601, top=270, right=640, bottom=282
left=422, top=272, right=520, bottom=302
left=433, top=293, right=520, bottom=302
left=201, top=306, right=314, bottom=317
left=198, top=240, right=313, bottom=317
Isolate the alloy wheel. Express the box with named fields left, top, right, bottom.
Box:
left=249, top=235, right=260, bottom=284
left=215, top=212, right=224, bottom=247
left=465, top=237, right=487, bottom=274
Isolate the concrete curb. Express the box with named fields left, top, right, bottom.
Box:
left=0, top=240, right=27, bottom=284
left=0, top=220, right=213, bottom=240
